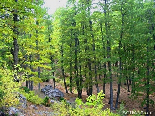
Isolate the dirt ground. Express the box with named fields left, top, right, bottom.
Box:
left=21, top=79, right=155, bottom=116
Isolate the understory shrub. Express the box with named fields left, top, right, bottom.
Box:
left=20, top=90, right=43, bottom=105
left=116, top=103, right=144, bottom=116
left=40, top=70, right=54, bottom=82
left=52, top=90, right=120, bottom=116
left=43, top=96, right=51, bottom=107
left=20, top=86, right=30, bottom=93
left=0, top=67, right=20, bottom=107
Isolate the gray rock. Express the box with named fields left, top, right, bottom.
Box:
left=0, top=111, right=5, bottom=116
left=36, top=111, right=57, bottom=116
left=50, top=99, right=56, bottom=104
left=18, top=93, right=27, bottom=108
left=41, top=85, right=64, bottom=100
left=50, top=99, right=60, bottom=104
left=41, top=85, right=53, bottom=93
left=8, top=107, right=24, bottom=116
left=30, top=104, right=38, bottom=110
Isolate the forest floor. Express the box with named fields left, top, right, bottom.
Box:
left=21, top=79, right=155, bottom=116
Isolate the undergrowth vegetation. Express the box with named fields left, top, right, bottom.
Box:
left=52, top=91, right=119, bottom=116
left=20, top=89, right=43, bottom=105
left=0, top=67, right=20, bottom=107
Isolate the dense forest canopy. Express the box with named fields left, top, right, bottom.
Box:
left=0, top=0, right=155, bottom=115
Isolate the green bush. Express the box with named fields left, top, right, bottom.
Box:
left=20, top=90, right=43, bottom=105
left=20, top=86, right=30, bottom=93
left=0, top=89, right=4, bottom=103
left=52, top=90, right=120, bottom=116
left=116, top=103, right=128, bottom=116
left=0, top=75, right=4, bottom=103
left=40, top=70, right=54, bottom=82
left=43, top=96, right=51, bottom=107
left=0, top=68, right=20, bottom=107
left=116, top=103, right=144, bottom=116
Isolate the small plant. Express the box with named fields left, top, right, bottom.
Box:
left=40, top=70, right=54, bottom=82
left=0, top=68, right=20, bottom=107
left=59, top=97, right=66, bottom=102
left=20, top=90, right=43, bottom=105
left=116, top=103, right=128, bottom=116
left=52, top=90, right=120, bottom=116
left=43, top=96, right=51, bottom=107
left=116, top=103, right=144, bottom=116
left=20, top=86, right=30, bottom=93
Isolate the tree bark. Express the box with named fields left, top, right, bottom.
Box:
left=12, top=0, right=19, bottom=81
left=115, top=5, right=124, bottom=109
left=61, top=45, right=68, bottom=93
left=104, top=0, right=114, bottom=111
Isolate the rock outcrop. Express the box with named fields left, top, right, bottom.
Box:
left=41, top=85, right=64, bottom=100
left=8, top=107, right=24, bottom=116
left=18, top=93, right=27, bottom=108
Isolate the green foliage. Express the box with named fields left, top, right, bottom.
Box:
left=0, top=0, right=154, bottom=113
left=116, top=103, right=128, bottom=116
left=0, top=67, right=20, bottom=107
left=20, top=86, right=30, bottom=93
left=85, top=90, right=105, bottom=109
left=52, top=0, right=155, bottom=110
left=116, top=103, right=145, bottom=116
left=0, top=89, right=4, bottom=103
left=52, top=91, right=119, bottom=116
left=40, top=70, right=54, bottom=82
left=20, top=90, right=43, bottom=105
left=43, top=96, right=51, bottom=107
left=0, top=75, right=4, bottom=102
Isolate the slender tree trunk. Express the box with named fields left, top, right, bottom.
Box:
left=29, top=51, right=33, bottom=90
left=51, top=56, right=55, bottom=89
left=90, top=19, right=99, bottom=93
left=50, top=55, right=55, bottom=88
left=23, top=55, right=29, bottom=88
left=61, top=45, right=68, bottom=93
left=88, top=59, right=92, bottom=95
left=152, top=0, right=155, bottom=85
left=104, top=0, right=114, bottom=111
left=12, top=0, right=19, bottom=81
left=69, top=61, right=73, bottom=93
left=115, top=6, right=124, bottom=109
left=69, top=62, right=73, bottom=93
left=145, top=8, right=153, bottom=115
left=154, top=0, right=155, bottom=49
left=38, top=66, right=40, bottom=90
left=53, top=72, right=55, bottom=89
left=69, top=29, right=73, bottom=93
left=131, top=45, right=135, bottom=94
left=100, top=22, right=106, bottom=94
left=75, top=36, right=81, bottom=98
left=36, top=20, right=41, bottom=90
left=146, top=39, right=150, bottom=116
left=79, top=64, right=83, bottom=97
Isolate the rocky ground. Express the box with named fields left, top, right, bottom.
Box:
left=6, top=79, right=155, bottom=116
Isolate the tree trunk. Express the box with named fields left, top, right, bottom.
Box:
left=88, top=59, right=92, bottom=95
left=69, top=29, right=73, bottom=93
left=29, top=51, right=33, bottom=91
left=104, top=0, right=114, bottom=111
left=100, top=22, right=106, bottom=94
left=131, top=45, right=135, bottom=94
left=36, top=20, right=41, bottom=90
left=12, top=0, right=19, bottom=81
left=115, top=5, right=124, bottom=109
left=69, top=62, right=73, bottom=93
left=75, top=37, right=81, bottom=98
left=61, top=45, right=68, bottom=93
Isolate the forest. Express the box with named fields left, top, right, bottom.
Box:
left=0, top=0, right=155, bottom=116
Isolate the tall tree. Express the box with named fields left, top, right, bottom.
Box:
left=12, top=0, right=19, bottom=81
